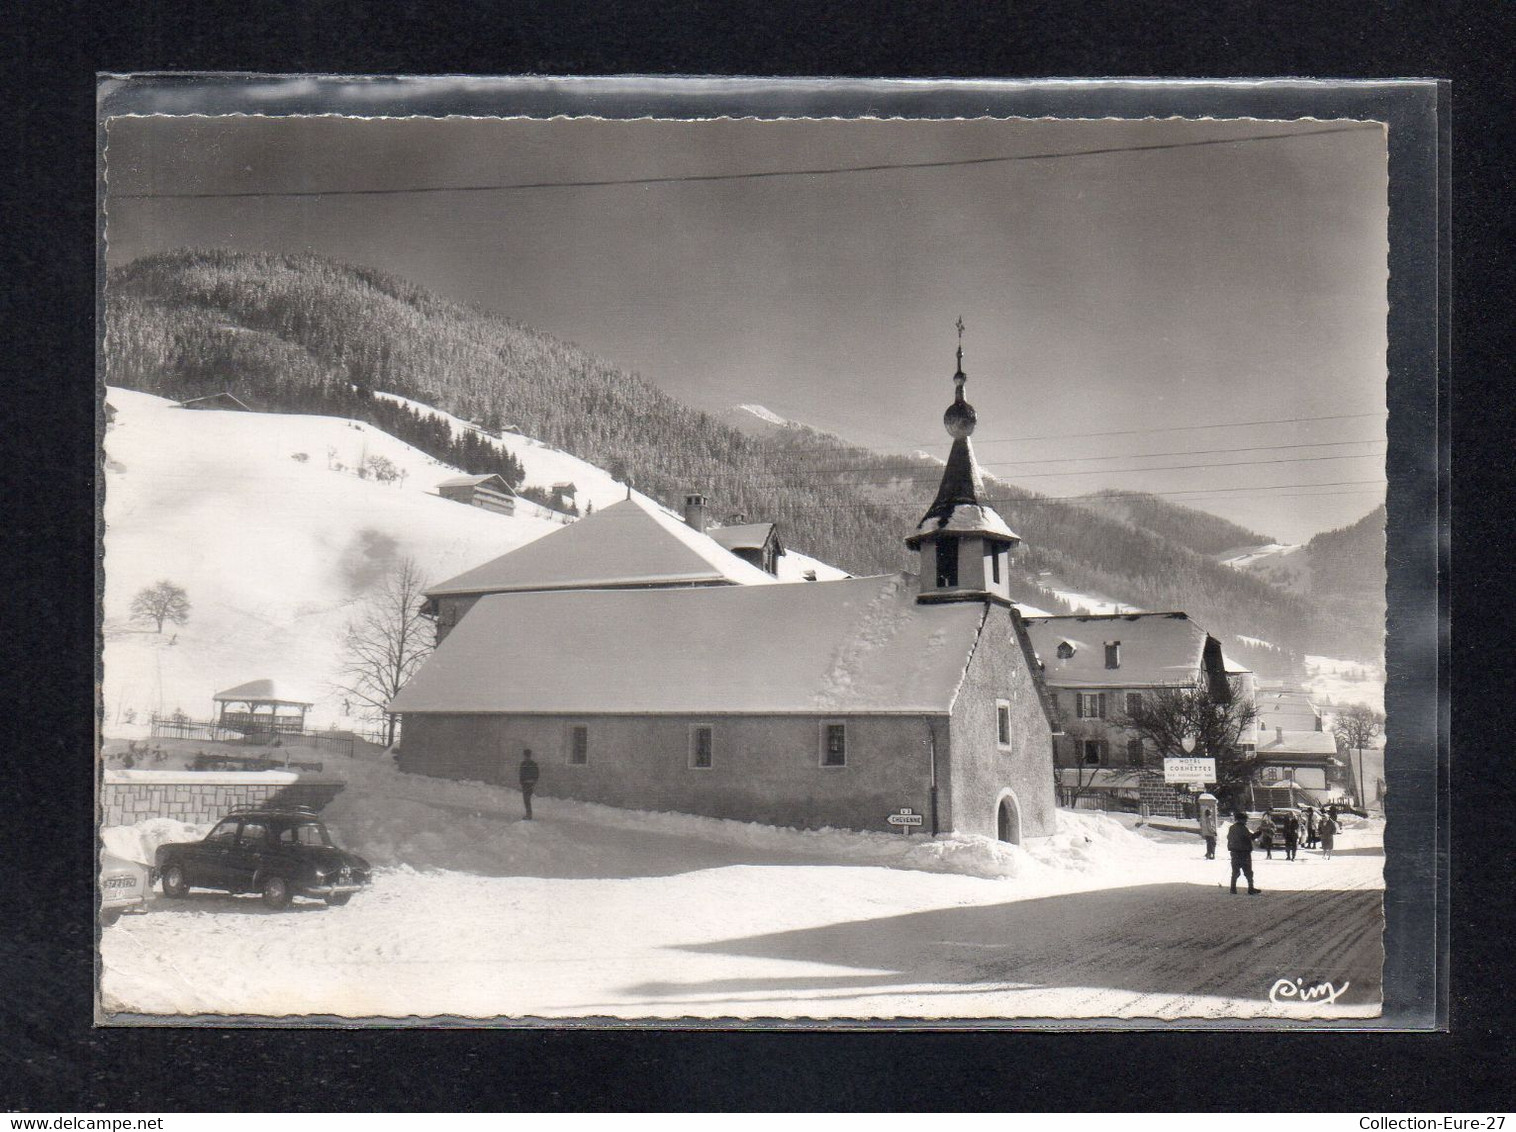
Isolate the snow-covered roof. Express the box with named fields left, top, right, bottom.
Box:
left=436, top=473, right=513, bottom=491
left=391, top=573, right=988, bottom=716
left=426, top=495, right=778, bottom=597
left=906, top=436, right=1019, bottom=547
left=212, top=679, right=315, bottom=706
left=1022, top=612, right=1215, bottom=689
left=709, top=522, right=777, bottom=552
left=1256, top=730, right=1338, bottom=759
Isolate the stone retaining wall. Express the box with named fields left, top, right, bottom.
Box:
left=101, top=772, right=344, bottom=827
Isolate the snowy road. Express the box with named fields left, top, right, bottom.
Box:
left=100, top=774, right=1383, bottom=1022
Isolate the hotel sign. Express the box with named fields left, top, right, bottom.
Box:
left=1163, top=757, right=1217, bottom=785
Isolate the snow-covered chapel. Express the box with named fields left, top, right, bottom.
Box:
left=389, top=344, right=1058, bottom=842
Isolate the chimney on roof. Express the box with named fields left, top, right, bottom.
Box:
left=1275, top=726, right=1283, bottom=743
left=684, top=493, right=707, bottom=533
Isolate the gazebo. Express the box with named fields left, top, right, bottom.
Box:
left=212, top=679, right=314, bottom=740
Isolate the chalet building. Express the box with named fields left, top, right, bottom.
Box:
left=436, top=473, right=518, bottom=517
left=390, top=343, right=1059, bottom=842
left=710, top=521, right=783, bottom=576
left=1252, top=727, right=1347, bottom=808
left=1023, top=611, right=1238, bottom=816
left=179, top=392, right=253, bottom=412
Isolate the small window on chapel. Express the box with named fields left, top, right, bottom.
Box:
left=690, top=725, right=713, bottom=770
left=996, top=700, right=1012, bottom=749
left=1056, top=641, right=1076, bottom=660
left=821, top=722, right=847, bottom=767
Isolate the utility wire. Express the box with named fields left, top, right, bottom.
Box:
left=698, top=445, right=1388, bottom=484
left=113, top=123, right=1381, bottom=201
left=847, top=410, right=1387, bottom=452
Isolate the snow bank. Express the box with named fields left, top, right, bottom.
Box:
left=101, top=817, right=212, bottom=865
left=306, top=746, right=1152, bottom=883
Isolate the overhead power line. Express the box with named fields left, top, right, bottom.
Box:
left=113, top=123, right=1381, bottom=201
left=864, top=410, right=1387, bottom=452
left=703, top=444, right=1387, bottom=484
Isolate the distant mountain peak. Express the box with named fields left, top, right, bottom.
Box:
left=736, top=403, right=788, bottom=426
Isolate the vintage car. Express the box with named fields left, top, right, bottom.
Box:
left=99, top=848, right=152, bottom=925
left=156, top=807, right=371, bottom=909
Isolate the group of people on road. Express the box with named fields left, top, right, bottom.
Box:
left=1215, top=806, right=1342, bottom=894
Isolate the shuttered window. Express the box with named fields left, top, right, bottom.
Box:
left=1076, top=692, right=1107, bottom=719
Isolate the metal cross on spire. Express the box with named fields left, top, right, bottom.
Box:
left=954, top=315, right=966, bottom=374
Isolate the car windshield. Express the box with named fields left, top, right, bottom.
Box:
left=279, top=822, right=332, bottom=848
left=206, top=820, right=238, bottom=843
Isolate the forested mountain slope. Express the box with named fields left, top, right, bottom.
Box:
left=104, top=249, right=1380, bottom=665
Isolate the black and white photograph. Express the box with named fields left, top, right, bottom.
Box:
left=95, top=81, right=1414, bottom=1024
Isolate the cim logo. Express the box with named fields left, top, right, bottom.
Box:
left=1269, top=976, right=1351, bottom=1007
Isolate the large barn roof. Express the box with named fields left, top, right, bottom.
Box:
left=427, top=495, right=778, bottom=597
left=390, top=573, right=988, bottom=716
left=1022, top=612, right=1214, bottom=689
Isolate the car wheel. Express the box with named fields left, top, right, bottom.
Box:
left=161, top=863, right=189, bottom=898
left=260, top=874, right=293, bottom=910
left=325, top=892, right=352, bottom=907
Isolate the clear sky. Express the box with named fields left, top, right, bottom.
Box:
left=104, top=114, right=1388, bottom=544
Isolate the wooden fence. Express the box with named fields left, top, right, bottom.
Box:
left=150, top=715, right=355, bottom=758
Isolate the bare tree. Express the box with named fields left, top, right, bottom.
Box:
left=332, top=558, right=433, bottom=746
left=1119, top=678, right=1261, bottom=809
left=1332, top=703, right=1384, bottom=806
left=130, top=580, right=191, bottom=633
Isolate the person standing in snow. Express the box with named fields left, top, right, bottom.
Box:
left=1198, top=807, right=1218, bottom=860
left=518, top=749, right=540, bottom=820
left=1257, top=815, right=1277, bottom=860
left=1227, top=811, right=1261, bottom=895
left=1282, top=812, right=1300, bottom=861
left=1318, top=812, right=1338, bottom=859
left=1302, top=806, right=1318, bottom=849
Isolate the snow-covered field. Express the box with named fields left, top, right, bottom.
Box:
left=1304, top=655, right=1385, bottom=715
left=1219, top=543, right=1304, bottom=571
left=101, top=388, right=844, bottom=729
left=100, top=748, right=1384, bottom=1022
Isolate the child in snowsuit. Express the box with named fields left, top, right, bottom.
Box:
left=1199, top=808, right=1219, bottom=860
left=1257, top=816, right=1277, bottom=860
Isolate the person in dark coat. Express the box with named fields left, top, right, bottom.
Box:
left=1227, top=811, right=1261, bottom=895
left=1303, top=807, right=1318, bottom=849
left=1282, top=813, right=1300, bottom=861
left=518, top=749, right=540, bottom=820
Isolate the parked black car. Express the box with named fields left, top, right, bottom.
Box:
left=156, top=807, right=371, bottom=909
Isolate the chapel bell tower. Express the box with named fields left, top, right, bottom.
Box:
left=906, top=320, right=1021, bottom=605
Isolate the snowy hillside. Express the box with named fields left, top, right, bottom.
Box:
left=101, top=389, right=843, bottom=732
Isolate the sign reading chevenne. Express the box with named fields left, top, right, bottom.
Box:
left=887, top=808, right=924, bottom=827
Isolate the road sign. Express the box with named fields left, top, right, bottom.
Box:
left=1164, top=757, right=1216, bottom=785
left=887, top=808, right=924, bottom=827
